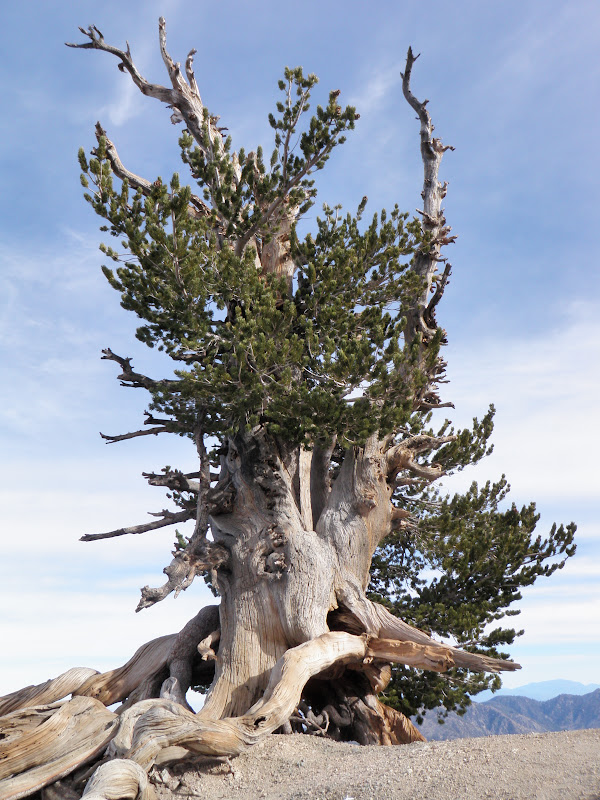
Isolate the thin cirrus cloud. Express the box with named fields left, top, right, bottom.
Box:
left=443, top=301, right=600, bottom=502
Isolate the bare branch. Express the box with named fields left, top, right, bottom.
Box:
left=425, top=262, right=452, bottom=327
left=136, top=540, right=230, bottom=611
left=101, top=348, right=178, bottom=392
left=94, top=123, right=210, bottom=220
left=66, top=25, right=173, bottom=103
left=401, top=47, right=455, bottom=406
left=68, top=21, right=236, bottom=182
left=142, top=412, right=174, bottom=427
left=387, top=433, right=456, bottom=483
left=394, top=458, right=446, bottom=486
left=142, top=469, right=201, bottom=493
left=80, top=509, right=193, bottom=542
left=184, top=48, right=200, bottom=97
left=100, top=427, right=169, bottom=444
left=416, top=396, right=455, bottom=412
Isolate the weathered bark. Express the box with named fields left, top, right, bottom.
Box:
left=0, top=697, right=118, bottom=800
left=80, top=760, right=156, bottom=800
left=0, top=668, right=99, bottom=717
left=74, top=635, right=177, bottom=706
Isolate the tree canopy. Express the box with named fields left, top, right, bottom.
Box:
left=75, top=33, right=575, bottom=722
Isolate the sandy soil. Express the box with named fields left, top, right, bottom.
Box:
left=152, top=728, right=600, bottom=800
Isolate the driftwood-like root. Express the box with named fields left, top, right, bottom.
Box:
left=73, top=635, right=177, bottom=706
left=0, top=668, right=100, bottom=718
left=0, top=697, right=118, bottom=800
left=0, top=617, right=510, bottom=800
left=81, top=759, right=156, bottom=800
left=120, top=631, right=453, bottom=770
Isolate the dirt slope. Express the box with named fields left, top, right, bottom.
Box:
left=152, top=728, right=600, bottom=800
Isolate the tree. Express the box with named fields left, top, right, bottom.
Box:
left=0, top=19, right=575, bottom=800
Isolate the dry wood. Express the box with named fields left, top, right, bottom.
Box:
left=0, top=697, right=118, bottom=800
left=81, top=760, right=155, bottom=800
left=123, top=631, right=453, bottom=769
left=350, top=692, right=425, bottom=745
left=0, top=668, right=99, bottom=717
left=74, top=635, right=177, bottom=705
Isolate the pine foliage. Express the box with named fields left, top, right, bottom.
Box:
left=79, top=65, right=576, bottom=720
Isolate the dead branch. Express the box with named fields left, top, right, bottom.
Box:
left=80, top=509, right=194, bottom=542
left=424, top=262, right=452, bottom=329
left=101, top=348, right=177, bottom=392
left=336, top=595, right=521, bottom=674
left=136, top=541, right=229, bottom=611
left=386, top=433, right=456, bottom=480
left=67, top=21, right=236, bottom=185
left=401, top=47, right=455, bottom=405
left=100, top=427, right=169, bottom=444
left=142, top=469, right=201, bottom=493
left=94, top=122, right=210, bottom=220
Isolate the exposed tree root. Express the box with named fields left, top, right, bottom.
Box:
left=0, top=697, right=118, bottom=800
left=0, top=631, right=454, bottom=799
left=80, top=760, right=156, bottom=800
left=0, top=669, right=99, bottom=718
left=73, top=636, right=177, bottom=706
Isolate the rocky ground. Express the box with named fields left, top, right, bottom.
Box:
left=151, top=728, right=600, bottom=800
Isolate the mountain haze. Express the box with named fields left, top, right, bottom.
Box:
left=474, top=679, right=600, bottom=702
left=417, top=688, right=600, bottom=741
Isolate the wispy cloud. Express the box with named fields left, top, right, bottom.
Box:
left=101, top=78, right=145, bottom=127
left=348, top=65, right=402, bottom=118
left=0, top=570, right=213, bottom=695
left=442, top=301, right=600, bottom=502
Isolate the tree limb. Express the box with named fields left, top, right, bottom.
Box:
left=142, top=469, right=201, bottom=493
left=94, top=122, right=210, bottom=220
left=386, top=433, right=456, bottom=481
left=136, top=541, right=230, bottom=611
left=101, top=348, right=178, bottom=392
left=67, top=21, right=238, bottom=185
left=80, top=510, right=194, bottom=542
left=401, top=46, right=455, bottom=404
left=336, top=594, right=521, bottom=674
left=100, top=427, right=169, bottom=444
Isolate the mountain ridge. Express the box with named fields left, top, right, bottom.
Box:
left=474, top=679, right=600, bottom=702
left=417, top=687, right=600, bottom=740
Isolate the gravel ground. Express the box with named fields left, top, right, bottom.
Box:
left=152, top=728, right=600, bottom=800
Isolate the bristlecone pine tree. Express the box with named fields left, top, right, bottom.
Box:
left=0, top=19, right=576, bottom=800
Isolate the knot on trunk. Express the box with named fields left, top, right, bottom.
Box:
left=252, top=526, right=288, bottom=580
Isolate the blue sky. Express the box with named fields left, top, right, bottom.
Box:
left=1, top=0, right=599, bottom=699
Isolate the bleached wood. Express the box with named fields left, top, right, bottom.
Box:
left=0, top=697, right=117, bottom=800
left=124, top=631, right=452, bottom=768
left=338, top=597, right=521, bottom=673
left=74, top=635, right=176, bottom=705
left=0, top=668, right=99, bottom=717
left=81, top=760, right=155, bottom=800
left=298, top=448, right=314, bottom=531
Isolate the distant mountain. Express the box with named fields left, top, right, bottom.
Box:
left=474, top=679, right=600, bottom=703
left=416, top=688, right=600, bottom=741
